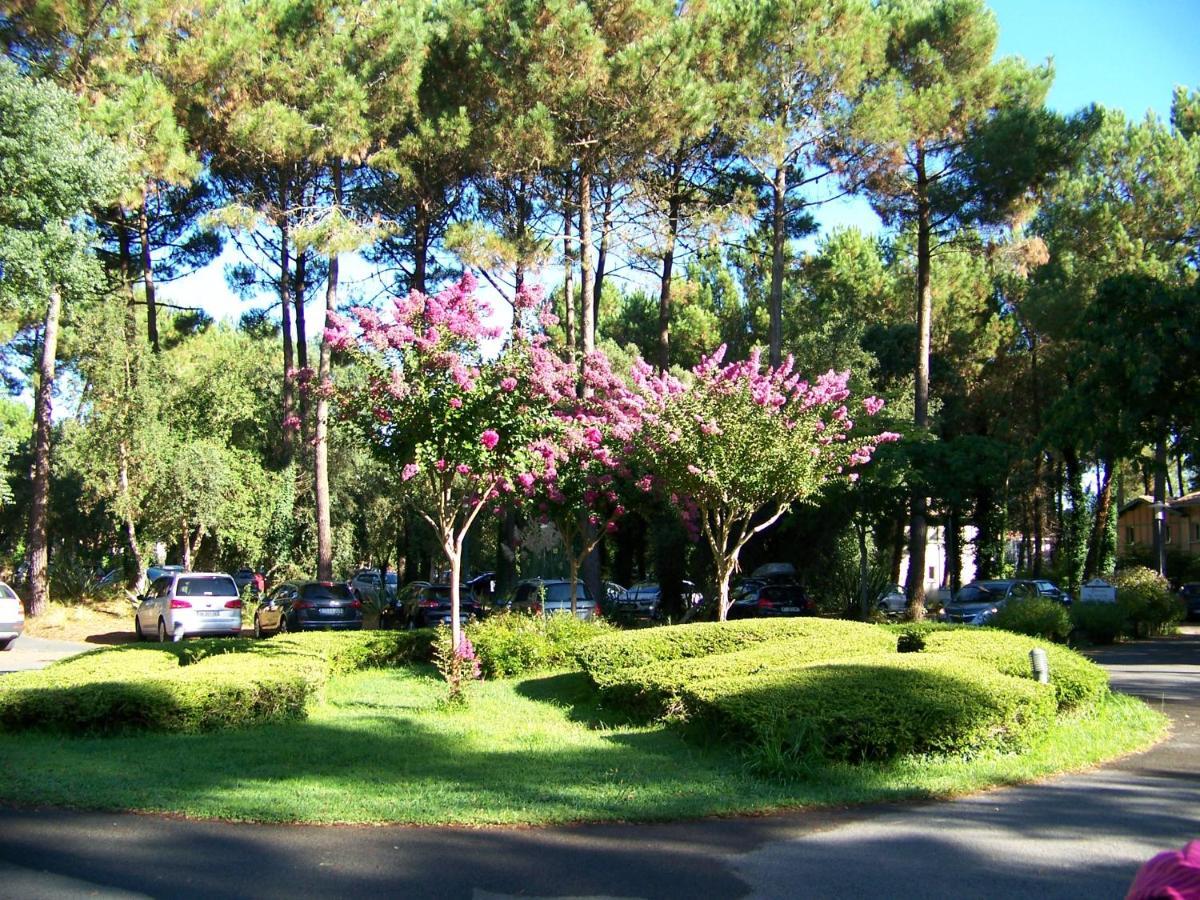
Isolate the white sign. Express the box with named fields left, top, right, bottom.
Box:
left=1080, top=578, right=1117, bottom=603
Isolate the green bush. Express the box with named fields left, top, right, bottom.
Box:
left=466, top=612, right=615, bottom=678
left=919, top=629, right=1109, bottom=713
left=1071, top=601, right=1128, bottom=644
left=595, top=627, right=895, bottom=718
left=678, top=653, right=1057, bottom=765
left=990, top=598, right=1072, bottom=642
left=577, top=617, right=891, bottom=686
left=0, top=631, right=431, bottom=735
left=1113, top=566, right=1183, bottom=637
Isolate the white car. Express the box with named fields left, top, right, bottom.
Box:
left=134, top=572, right=243, bottom=642
left=0, top=581, right=24, bottom=650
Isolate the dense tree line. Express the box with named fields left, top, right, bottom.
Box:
left=0, top=0, right=1197, bottom=615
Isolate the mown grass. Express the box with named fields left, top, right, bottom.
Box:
left=0, top=665, right=1168, bottom=825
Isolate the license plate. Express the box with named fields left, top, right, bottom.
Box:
left=780, top=606, right=800, bottom=612
left=197, top=610, right=220, bottom=617
left=318, top=608, right=340, bottom=617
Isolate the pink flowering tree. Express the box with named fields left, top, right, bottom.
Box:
left=514, top=350, right=643, bottom=613
left=633, top=346, right=900, bottom=621
left=329, top=273, right=556, bottom=649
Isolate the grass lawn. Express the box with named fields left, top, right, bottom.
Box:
left=0, top=665, right=1169, bottom=825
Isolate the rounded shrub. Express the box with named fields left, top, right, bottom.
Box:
left=990, top=597, right=1072, bottom=642
left=919, top=628, right=1109, bottom=713
left=577, top=617, right=892, bottom=687
left=466, top=612, right=615, bottom=678
left=1112, top=566, right=1183, bottom=637
left=1070, top=601, right=1128, bottom=645
left=678, top=653, right=1057, bottom=765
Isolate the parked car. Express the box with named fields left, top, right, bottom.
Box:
left=0, top=580, right=24, bottom=650
left=231, top=567, right=258, bottom=593
left=349, top=569, right=398, bottom=604
left=877, top=584, right=909, bottom=616
left=1031, top=579, right=1072, bottom=605
left=1179, top=583, right=1200, bottom=621
left=509, top=578, right=597, bottom=620
left=939, top=579, right=1038, bottom=625
left=134, top=572, right=243, bottom=642
left=383, top=582, right=476, bottom=629
left=728, top=580, right=815, bottom=619
left=254, top=580, right=363, bottom=637
left=146, top=564, right=184, bottom=583
left=612, top=580, right=703, bottom=621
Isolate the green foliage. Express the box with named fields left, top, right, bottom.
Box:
left=577, top=617, right=889, bottom=687
left=679, top=654, right=1057, bottom=766
left=1112, top=566, right=1184, bottom=637
left=919, top=628, right=1109, bottom=712
left=1070, top=601, right=1128, bottom=645
left=0, top=632, right=432, bottom=735
left=466, top=612, right=616, bottom=678
left=596, top=626, right=896, bottom=719
left=990, top=597, right=1072, bottom=643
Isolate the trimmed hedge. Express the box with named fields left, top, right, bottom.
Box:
left=466, top=612, right=616, bottom=678
left=919, top=628, right=1109, bottom=712
left=0, top=631, right=432, bottom=735
left=990, top=598, right=1072, bottom=643
left=679, top=653, right=1058, bottom=764
left=577, top=618, right=892, bottom=687
left=595, top=628, right=896, bottom=718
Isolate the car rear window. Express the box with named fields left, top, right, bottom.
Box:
left=0, top=583, right=17, bottom=600
left=954, top=584, right=997, bottom=603
left=302, top=583, right=354, bottom=601
left=545, top=582, right=593, bottom=604
left=176, top=576, right=238, bottom=597
left=759, top=585, right=806, bottom=604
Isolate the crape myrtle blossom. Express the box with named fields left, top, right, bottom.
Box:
left=331, top=274, right=559, bottom=651
left=633, top=344, right=898, bottom=621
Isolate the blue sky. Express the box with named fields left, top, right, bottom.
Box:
left=176, top=0, right=1199, bottom=323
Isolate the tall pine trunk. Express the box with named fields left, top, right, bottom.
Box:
left=906, top=149, right=932, bottom=616
left=658, top=177, right=681, bottom=373
left=1084, top=457, right=1114, bottom=580
left=592, top=179, right=612, bottom=322
left=562, top=175, right=576, bottom=361
left=314, top=165, right=340, bottom=582
left=139, top=195, right=160, bottom=353
left=25, top=289, right=61, bottom=617
left=578, top=167, right=595, bottom=357
left=278, top=198, right=296, bottom=463
left=769, top=166, right=786, bottom=368
left=413, top=205, right=429, bottom=294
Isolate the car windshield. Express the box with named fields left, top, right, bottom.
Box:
left=302, top=583, right=353, bottom=601
left=544, top=582, right=593, bottom=604
left=629, top=583, right=659, bottom=596
left=954, top=584, right=1000, bottom=603
left=176, top=576, right=238, bottom=597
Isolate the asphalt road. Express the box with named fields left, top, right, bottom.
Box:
left=0, top=629, right=1196, bottom=899
left=0, top=635, right=96, bottom=674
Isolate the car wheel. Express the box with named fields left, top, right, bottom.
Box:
left=278, top=615, right=289, bottom=635
left=157, top=619, right=168, bottom=643
left=253, top=616, right=263, bottom=639
left=134, top=617, right=144, bottom=641
left=0, top=637, right=13, bottom=651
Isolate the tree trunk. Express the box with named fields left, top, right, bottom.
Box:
left=181, top=521, right=192, bottom=572
left=1064, top=447, right=1087, bottom=594
left=769, top=166, right=786, bottom=369
left=140, top=196, right=159, bottom=353
left=906, top=150, right=932, bottom=616
left=1153, top=436, right=1168, bottom=577
left=413, top=205, right=429, bottom=295
left=578, top=167, right=595, bottom=358
left=1084, top=457, right=1114, bottom=580
left=592, top=178, right=612, bottom=324
left=279, top=203, right=296, bottom=463
left=857, top=513, right=870, bottom=620
left=658, top=185, right=681, bottom=373
left=314, top=169, right=340, bottom=582
left=294, top=250, right=309, bottom=371
left=25, top=289, right=61, bottom=617
left=118, top=443, right=144, bottom=591
left=448, top=537, right=463, bottom=651
left=947, top=506, right=962, bottom=595
left=562, top=173, right=576, bottom=361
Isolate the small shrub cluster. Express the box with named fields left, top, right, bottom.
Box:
left=1113, top=566, right=1183, bottom=638
left=680, top=654, right=1057, bottom=765
left=990, top=598, right=1072, bottom=643
left=577, top=618, right=886, bottom=686
left=1070, top=601, right=1128, bottom=644
left=919, top=629, right=1109, bottom=712
left=0, top=631, right=432, bottom=735
left=467, top=612, right=615, bottom=678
